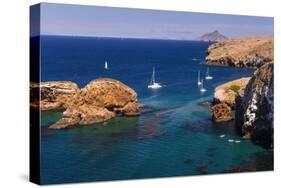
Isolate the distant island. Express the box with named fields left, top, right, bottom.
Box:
left=198, top=30, right=227, bottom=42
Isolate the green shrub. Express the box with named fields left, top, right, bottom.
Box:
left=229, top=85, right=240, bottom=92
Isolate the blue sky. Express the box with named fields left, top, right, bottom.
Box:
left=33, top=3, right=274, bottom=40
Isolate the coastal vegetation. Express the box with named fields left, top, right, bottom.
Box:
left=229, top=85, right=240, bottom=92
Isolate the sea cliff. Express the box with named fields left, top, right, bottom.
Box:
left=235, top=62, right=273, bottom=148
left=30, top=78, right=141, bottom=129
left=207, top=36, right=274, bottom=148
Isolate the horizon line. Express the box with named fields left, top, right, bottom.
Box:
left=30, top=34, right=207, bottom=42
left=30, top=33, right=274, bottom=42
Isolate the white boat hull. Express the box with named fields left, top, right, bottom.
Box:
left=200, top=88, right=207, bottom=93
left=148, top=83, right=162, bottom=89
left=205, top=76, right=213, bottom=80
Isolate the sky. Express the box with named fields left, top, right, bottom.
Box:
left=31, top=3, right=274, bottom=40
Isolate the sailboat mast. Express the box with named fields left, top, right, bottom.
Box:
left=198, top=71, right=200, bottom=82
left=152, top=67, right=155, bottom=84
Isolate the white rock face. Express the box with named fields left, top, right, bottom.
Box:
left=235, top=62, right=273, bottom=147
left=244, top=93, right=257, bottom=127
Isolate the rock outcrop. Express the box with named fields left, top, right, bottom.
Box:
left=211, top=103, right=232, bottom=122
left=30, top=81, right=79, bottom=111
left=235, top=62, right=273, bottom=148
left=205, top=36, right=273, bottom=68
left=211, top=77, right=250, bottom=122
left=30, top=78, right=141, bottom=129
left=214, top=77, right=251, bottom=108
left=198, top=30, right=227, bottom=42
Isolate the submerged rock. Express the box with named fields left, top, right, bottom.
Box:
left=198, top=101, right=212, bottom=108
left=197, top=164, right=208, bottom=174
left=235, top=62, right=273, bottom=147
left=184, top=159, right=194, bottom=164
left=31, top=78, right=141, bottom=129
left=205, top=36, right=273, bottom=68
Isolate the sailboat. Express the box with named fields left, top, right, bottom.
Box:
left=197, top=70, right=202, bottom=85
left=104, top=61, right=108, bottom=70
left=200, top=79, right=207, bottom=93
left=148, top=67, right=162, bottom=89
left=205, top=68, right=213, bottom=80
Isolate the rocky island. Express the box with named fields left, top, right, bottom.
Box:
left=30, top=78, right=141, bottom=129
left=198, top=30, right=227, bottom=42
left=206, top=36, right=274, bottom=148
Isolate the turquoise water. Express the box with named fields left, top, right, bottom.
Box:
left=39, top=36, right=273, bottom=184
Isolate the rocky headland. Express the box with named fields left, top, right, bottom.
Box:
left=205, top=36, right=273, bottom=68
left=30, top=78, right=141, bottom=129
left=212, top=77, right=250, bottom=122
left=207, top=36, right=274, bottom=148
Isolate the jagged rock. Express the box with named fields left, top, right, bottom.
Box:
left=211, top=103, right=233, bottom=122
left=30, top=81, right=79, bottom=111
left=30, top=78, right=141, bottom=129
left=205, top=36, right=273, bottom=68
left=214, top=77, right=251, bottom=109
left=235, top=62, right=273, bottom=147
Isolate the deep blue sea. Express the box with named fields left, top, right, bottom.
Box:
left=39, top=36, right=272, bottom=184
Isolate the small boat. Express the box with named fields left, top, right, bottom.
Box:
left=148, top=66, right=162, bottom=89
left=197, top=71, right=202, bottom=85
left=235, top=140, right=241, bottom=143
left=219, top=134, right=225, bottom=138
left=104, top=61, right=108, bottom=69
left=199, top=79, right=207, bottom=93
left=205, top=68, right=213, bottom=80
left=228, top=139, right=234, bottom=143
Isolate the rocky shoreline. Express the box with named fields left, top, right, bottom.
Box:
left=211, top=77, right=250, bottom=122
left=205, top=36, right=273, bottom=68
left=30, top=78, right=141, bottom=129
left=207, top=36, right=274, bottom=148
left=235, top=62, right=273, bottom=147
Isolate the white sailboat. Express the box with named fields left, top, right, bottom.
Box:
left=104, top=61, right=108, bottom=70
left=200, top=79, right=207, bottom=93
left=148, top=67, right=162, bottom=89
left=205, top=68, right=213, bottom=80
left=197, top=70, right=202, bottom=85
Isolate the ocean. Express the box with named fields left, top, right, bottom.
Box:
left=38, top=36, right=272, bottom=184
